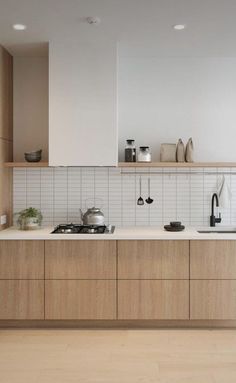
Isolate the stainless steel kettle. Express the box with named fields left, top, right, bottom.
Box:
left=79, top=207, right=105, bottom=226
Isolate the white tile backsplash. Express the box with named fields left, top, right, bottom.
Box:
left=13, top=167, right=235, bottom=227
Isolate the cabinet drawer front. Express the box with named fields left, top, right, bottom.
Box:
left=0, top=280, right=44, bottom=319
left=45, top=241, right=116, bottom=279
left=190, top=240, right=236, bottom=279
left=118, top=280, right=189, bottom=320
left=118, top=240, right=189, bottom=279
left=45, top=280, right=116, bottom=320
left=0, top=240, right=44, bottom=279
left=190, top=280, right=236, bottom=320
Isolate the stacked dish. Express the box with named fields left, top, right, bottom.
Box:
left=164, top=221, right=185, bottom=232
left=24, top=149, right=42, bottom=162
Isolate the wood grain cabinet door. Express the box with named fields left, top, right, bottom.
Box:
left=118, top=280, right=189, bottom=320
left=0, top=280, right=44, bottom=319
left=45, top=280, right=116, bottom=320
left=190, top=240, right=236, bottom=279
left=118, top=240, right=189, bottom=279
left=0, top=240, right=44, bottom=279
left=0, top=46, right=13, bottom=141
left=45, top=240, right=116, bottom=279
left=190, top=280, right=236, bottom=320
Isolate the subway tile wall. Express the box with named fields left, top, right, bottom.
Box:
left=13, top=167, right=236, bottom=227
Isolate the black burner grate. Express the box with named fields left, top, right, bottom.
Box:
left=51, top=224, right=107, bottom=234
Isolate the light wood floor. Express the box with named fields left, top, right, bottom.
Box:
left=0, top=329, right=236, bottom=382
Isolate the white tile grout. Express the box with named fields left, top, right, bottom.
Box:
left=13, top=167, right=235, bottom=227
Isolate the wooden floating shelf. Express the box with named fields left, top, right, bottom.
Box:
left=4, top=161, right=236, bottom=168
left=118, top=162, right=236, bottom=168
left=4, top=162, right=49, bottom=167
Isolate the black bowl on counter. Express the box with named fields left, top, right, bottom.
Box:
left=164, top=221, right=185, bottom=232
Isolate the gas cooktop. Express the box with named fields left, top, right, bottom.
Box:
left=51, top=224, right=115, bottom=234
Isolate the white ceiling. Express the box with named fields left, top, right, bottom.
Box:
left=1, top=0, right=236, bottom=57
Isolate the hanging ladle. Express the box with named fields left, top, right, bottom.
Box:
left=137, top=176, right=144, bottom=205
left=145, top=178, right=154, bottom=204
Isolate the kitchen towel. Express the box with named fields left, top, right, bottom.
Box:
left=217, top=175, right=232, bottom=208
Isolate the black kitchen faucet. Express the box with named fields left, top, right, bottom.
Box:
left=210, top=193, right=222, bottom=227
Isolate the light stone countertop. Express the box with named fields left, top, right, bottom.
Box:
left=0, top=226, right=236, bottom=240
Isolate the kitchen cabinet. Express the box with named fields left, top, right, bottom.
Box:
left=0, top=46, right=13, bottom=230
left=117, top=240, right=189, bottom=320
left=118, top=280, right=189, bottom=320
left=0, top=240, right=44, bottom=319
left=1, top=238, right=236, bottom=323
left=190, top=240, right=236, bottom=279
left=49, top=39, right=117, bottom=166
left=118, top=240, right=189, bottom=279
left=45, top=240, right=116, bottom=279
left=0, top=140, right=12, bottom=230
left=45, top=240, right=117, bottom=320
left=0, top=46, right=13, bottom=141
left=45, top=280, right=116, bottom=320
left=0, top=240, right=44, bottom=279
left=190, top=240, right=236, bottom=320
left=0, top=280, right=44, bottom=319
left=190, top=280, right=236, bottom=320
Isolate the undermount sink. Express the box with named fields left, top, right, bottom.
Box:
left=198, top=229, right=236, bottom=234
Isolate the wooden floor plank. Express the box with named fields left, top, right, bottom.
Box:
left=0, top=329, right=236, bottom=382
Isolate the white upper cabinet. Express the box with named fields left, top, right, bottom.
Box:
left=49, top=39, right=117, bottom=166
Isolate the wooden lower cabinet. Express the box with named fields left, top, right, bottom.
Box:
left=0, top=280, right=44, bottom=319
left=118, top=240, right=189, bottom=279
left=45, top=240, right=116, bottom=279
left=0, top=240, right=44, bottom=279
left=45, top=280, right=116, bottom=320
left=190, top=280, right=236, bottom=320
left=190, top=240, right=236, bottom=279
left=118, top=280, right=189, bottom=320
left=1, top=238, right=236, bottom=323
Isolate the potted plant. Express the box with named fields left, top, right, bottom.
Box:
left=16, top=207, right=43, bottom=230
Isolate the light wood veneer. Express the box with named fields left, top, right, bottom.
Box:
left=0, top=280, right=44, bottom=319
left=0, top=140, right=13, bottom=229
left=190, top=240, right=236, bottom=279
left=6, top=161, right=236, bottom=168
left=45, top=240, right=116, bottom=279
left=4, top=162, right=49, bottom=167
left=45, top=280, right=116, bottom=320
left=118, top=280, right=189, bottom=320
left=0, top=238, right=236, bottom=323
left=0, top=46, right=13, bottom=230
left=0, top=240, right=44, bottom=279
left=118, top=162, right=236, bottom=167
left=190, top=280, right=236, bottom=320
left=0, top=46, right=13, bottom=141
left=118, top=240, right=189, bottom=279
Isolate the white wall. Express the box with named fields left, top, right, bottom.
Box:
left=49, top=39, right=117, bottom=166
left=119, top=57, right=236, bottom=162
left=13, top=55, right=236, bottom=163
left=13, top=57, right=48, bottom=161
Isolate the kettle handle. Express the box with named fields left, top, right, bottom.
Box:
left=79, top=208, right=83, bottom=224
left=85, top=198, right=103, bottom=210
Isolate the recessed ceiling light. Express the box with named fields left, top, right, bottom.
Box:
left=173, top=24, right=186, bottom=30
left=13, top=24, right=27, bottom=31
